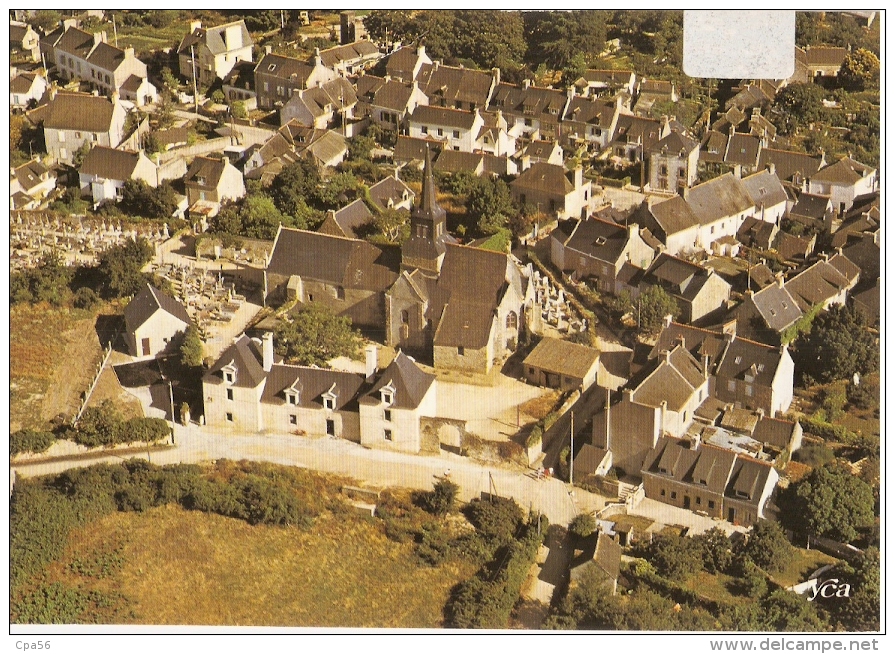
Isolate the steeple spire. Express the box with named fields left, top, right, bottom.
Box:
left=401, top=145, right=452, bottom=274
left=417, top=146, right=446, bottom=223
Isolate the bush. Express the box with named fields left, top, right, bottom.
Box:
left=794, top=443, right=835, bottom=468
left=421, top=479, right=459, bottom=517
left=569, top=513, right=596, bottom=538
left=847, top=378, right=878, bottom=409
left=72, top=286, right=100, bottom=310
left=10, top=429, right=56, bottom=456
left=463, top=497, right=524, bottom=543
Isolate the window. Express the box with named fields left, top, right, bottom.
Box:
left=287, top=394, right=298, bottom=405
left=524, top=118, right=532, bottom=127
left=458, top=346, right=465, bottom=356
left=727, top=380, right=736, bottom=392
left=421, top=126, right=428, bottom=134
left=708, top=500, right=716, bottom=509
left=384, top=429, right=393, bottom=441
left=323, top=397, right=335, bottom=410
left=660, top=489, right=666, bottom=496
left=696, top=496, right=702, bottom=505
left=226, top=388, right=234, bottom=401
left=224, top=371, right=235, bottom=384
left=384, top=409, right=392, bottom=422
left=660, top=165, right=668, bottom=176
left=226, top=412, right=234, bottom=422
left=75, top=132, right=82, bottom=139
left=437, top=128, right=443, bottom=137
left=263, top=82, right=269, bottom=92
left=289, top=415, right=297, bottom=425
left=455, top=101, right=462, bottom=109
left=453, top=130, right=460, bottom=138
left=670, top=491, right=677, bottom=500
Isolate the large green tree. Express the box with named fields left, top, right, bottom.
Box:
left=787, top=463, right=875, bottom=543
left=273, top=303, right=362, bottom=367
left=739, top=519, right=793, bottom=573
left=269, top=157, right=322, bottom=217
left=636, top=285, right=681, bottom=335
left=792, top=304, right=879, bottom=384
left=770, top=83, right=826, bottom=136
left=120, top=179, right=180, bottom=219
left=98, top=237, right=154, bottom=299
left=839, top=48, right=881, bottom=91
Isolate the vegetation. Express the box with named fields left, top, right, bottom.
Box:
left=63, top=401, right=170, bottom=449
left=420, top=479, right=459, bottom=517
left=179, top=325, right=205, bottom=368
left=119, top=180, right=180, bottom=219
left=97, top=237, right=155, bottom=299
left=569, top=513, right=596, bottom=538
left=739, top=520, right=793, bottom=574
left=634, top=285, right=681, bottom=335
left=792, top=305, right=879, bottom=385
left=783, top=463, right=875, bottom=543
left=273, top=302, right=363, bottom=367
left=10, top=252, right=74, bottom=306
left=10, top=429, right=57, bottom=456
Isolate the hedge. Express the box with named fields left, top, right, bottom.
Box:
left=10, top=429, right=56, bottom=456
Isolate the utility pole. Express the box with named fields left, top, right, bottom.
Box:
left=569, top=411, right=574, bottom=485
left=112, top=13, right=118, bottom=47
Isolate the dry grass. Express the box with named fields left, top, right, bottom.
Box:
left=771, top=547, right=838, bottom=589
left=519, top=391, right=562, bottom=421
left=55, top=504, right=476, bottom=627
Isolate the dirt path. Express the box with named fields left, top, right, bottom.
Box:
left=40, top=315, right=103, bottom=424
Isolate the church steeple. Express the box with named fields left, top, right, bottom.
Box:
left=401, top=146, right=452, bottom=274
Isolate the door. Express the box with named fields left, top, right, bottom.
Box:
left=141, top=338, right=151, bottom=356
left=326, top=419, right=335, bottom=437
left=683, top=496, right=691, bottom=510
left=728, top=507, right=736, bottom=523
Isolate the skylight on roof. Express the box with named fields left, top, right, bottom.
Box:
left=594, top=236, right=607, bottom=246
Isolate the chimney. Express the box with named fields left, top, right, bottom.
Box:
left=721, top=318, right=737, bottom=336
left=604, top=386, right=612, bottom=451
left=262, top=332, right=274, bottom=372
left=48, top=83, right=58, bottom=101
left=365, top=344, right=378, bottom=378
left=767, top=162, right=776, bottom=176
left=775, top=272, right=784, bottom=288
left=627, top=222, right=637, bottom=240
left=660, top=400, right=668, bottom=431
left=703, top=353, right=710, bottom=379
left=111, top=90, right=120, bottom=105
left=663, top=314, right=674, bottom=329
left=573, top=165, right=583, bottom=189
left=264, top=44, right=272, bottom=55
left=416, top=44, right=426, bottom=57
left=314, top=47, right=323, bottom=67
left=690, top=433, right=700, bottom=450
left=491, top=66, right=500, bottom=87
left=189, top=20, right=202, bottom=32
left=523, top=79, right=531, bottom=89
left=662, top=349, right=671, bottom=364
left=123, top=46, right=135, bottom=59
left=93, top=31, right=106, bottom=47
left=225, top=24, right=242, bottom=50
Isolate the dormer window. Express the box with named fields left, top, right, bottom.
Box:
left=285, top=378, right=302, bottom=406
left=222, top=361, right=237, bottom=385
left=322, top=383, right=337, bottom=410
left=594, top=236, right=607, bottom=246
left=380, top=382, right=396, bottom=406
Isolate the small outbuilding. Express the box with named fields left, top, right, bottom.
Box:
left=523, top=337, right=600, bottom=391
left=123, top=284, right=192, bottom=358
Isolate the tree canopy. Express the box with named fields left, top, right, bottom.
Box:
left=98, top=237, right=154, bottom=299
left=120, top=179, right=180, bottom=219
left=770, top=83, right=827, bottom=136
left=785, top=463, right=875, bottom=543
left=273, top=302, right=363, bottom=367
left=636, top=285, right=681, bottom=335
left=792, top=304, right=879, bottom=385
left=740, top=519, right=793, bottom=573
left=179, top=325, right=204, bottom=368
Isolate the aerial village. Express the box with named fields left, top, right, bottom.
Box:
left=9, top=10, right=880, bottom=631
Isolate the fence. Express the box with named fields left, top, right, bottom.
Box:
left=73, top=340, right=114, bottom=425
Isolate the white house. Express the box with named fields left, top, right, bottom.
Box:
left=123, top=284, right=192, bottom=358
left=37, top=89, right=127, bottom=165
left=10, top=71, right=47, bottom=108
left=408, top=105, right=484, bottom=153
left=807, top=157, right=878, bottom=214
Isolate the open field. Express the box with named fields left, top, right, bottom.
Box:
left=44, top=504, right=476, bottom=627
left=10, top=304, right=105, bottom=432
left=771, top=547, right=838, bottom=589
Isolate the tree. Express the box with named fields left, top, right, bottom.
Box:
left=636, top=285, right=681, bottom=334
left=759, top=589, right=828, bottom=632
left=348, top=135, right=375, bottom=161
left=273, top=303, right=363, bottom=367
left=119, top=179, right=179, bottom=219
left=644, top=534, right=702, bottom=582
left=20, top=252, right=74, bottom=306
left=787, top=463, right=875, bottom=543
left=235, top=194, right=286, bottom=240
left=693, top=526, right=734, bottom=574
left=72, top=287, right=100, bottom=310
left=231, top=101, right=247, bottom=119
left=363, top=10, right=416, bottom=44
left=840, top=48, right=881, bottom=91
left=792, top=304, right=879, bottom=384
left=823, top=547, right=880, bottom=631
left=739, top=520, right=793, bottom=573
left=160, top=67, right=179, bottom=93
left=372, top=207, right=409, bottom=243
left=770, top=83, right=826, bottom=136
left=71, top=143, right=92, bottom=168
left=98, top=238, right=154, bottom=299
left=269, top=157, right=322, bottom=216
left=179, top=325, right=204, bottom=368
left=421, top=479, right=458, bottom=517
left=523, top=11, right=609, bottom=71
left=569, top=513, right=596, bottom=538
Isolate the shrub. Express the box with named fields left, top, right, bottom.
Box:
left=463, top=497, right=523, bottom=543
left=847, top=378, right=878, bottom=410
left=10, top=429, right=56, bottom=456
left=421, top=479, right=459, bottom=517
left=72, top=286, right=100, bottom=310
left=794, top=443, right=835, bottom=468
left=569, top=513, right=596, bottom=538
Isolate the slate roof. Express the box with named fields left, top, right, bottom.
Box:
left=490, top=82, right=567, bottom=118
left=790, top=192, right=832, bottom=220
left=511, top=162, right=574, bottom=194
left=123, top=283, right=191, bottom=334
left=774, top=231, right=814, bottom=262
left=521, top=140, right=560, bottom=159
left=372, top=78, right=416, bottom=112
left=650, top=321, right=728, bottom=371
left=254, top=53, right=315, bottom=83
left=419, top=63, right=494, bottom=107
left=852, top=281, right=880, bottom=323
left=359, top=351, right=436, bottom=409
left=205, top=335, right=267, bottom=389
left=737, top=216, right=777, bottom=250
left=725, top=133, right=761, bottom=167
left=652, top=130, right=699, bottom=155
left=700, top=130, right=728, bottom=163
left=750, top=283, right=803, bottom=332
left=643, top=253, right=716, bottom=301
left=9, top=22, right=32, bottom=44
left=79, top=145, right=141, bottom=181
left=434, top=150, right=484, bottom=175
left=563, top=96, right=616, bottom=127
left=716, top=336, right=783, bottom=387
left=643, top=196, right=700, bottom=236
left=578, top=69, right=634, bottom=86
left=319, top=200, right=374, bottom=239
left=267, top=227, right=399, bottom=293
left=559, top=218, right=633, bottom=265
left=222, top=59, right=256, bottom=90
left=86, top=41, right=129, bottom=72
left=685, top=173, right=754, bottom=225
left=40, top=92, right=116, bottom=132
left=726, top=456, right=774, bottom=502
left=753, top=415, right=798, bottom=449
left=749, top=263, right=776, bottom=289
left=840, top=236, right=879, bottom=280
left=10, top=72, right=40, bottom=94
left=11, top=160, right=51, bottom=193
left=179, top=20, right=252, bottom=56
left=55, top=26, right=95, bottom=59
left=302, top=130, right=348, bottom=165
left=632, top=344, right=705, bottom=412
left=785, top=260, right=852, bottom=311
left=811, top=157, right=875, bottom=185
left=642, top=436, right=736, bottom=495
left=317, top=40, right=379, bottom=68
left=409, top=105, right=478, bottom=130
left=184, top=156, right=228, bottom=190
left=612, top=114, right=664, bottom=149
left=758, top=148, right=823, bottom=183
left=368, top=175, right=414, bottom=211
left=261, top=364, right=365, bottom=411
left=801, top=45, right=847, bottom=67
left=523, top=337, right=600, bottom=380
left=385, top=46, right=425, bottom=80
left=572, top=443, right=611, bottom=481
left=394, top=135, right=443, bottom=162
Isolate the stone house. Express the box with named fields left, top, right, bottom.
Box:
left=418, top=62, right=499, bottom=113
left=488, top=80, right=569, bottom=142
left=517, top=139, right=563, bottom=171
left=610, top=114, right=669, bottom=164
left=523, top=337, right=601, bottom=391
left=279, top=77, right=358, bottom=129
left=253, top=50, right=337, bottom=111
left=10, top=21, right=40, bottom=61
left=368, top=174, right=415, bottom=212
left=36, top=90, right=127, bottom=164
left=184, top=155, right=246, bottom=215
left=123, top=283, right=192, bottom=358
left=561, top=95, right=622, bottom=151
left=317, top=40, right=382, bottom=76
left=630, top=196, right=701, bottom=257
left=648, top=131, right=700, bottom=192
left=807, top=157, right=878, bottom=214
left=10, top=159, right=56, bottom=210
left=384, top=44, right=432, bottom=83
left=550, top=217, right=656, bottom=293
left=640, top=253, right=731, bottom=324
left=740, top=170, right=789, bottom=225
left=221, top=60, right=257, bottom=107
left=178, top=20, right=253, bottom=88
left=355, top=75, right=428, bottom=132
left=684, top=173, right=755, bottom=253
left=510, top=162, right=593, bottom=220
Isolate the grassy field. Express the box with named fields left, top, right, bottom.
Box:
left=771, top=547, right=838, bottom=589
left=48, top=504, right=476, bottom=627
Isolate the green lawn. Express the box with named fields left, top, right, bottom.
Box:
left=771, top=547, right=838, bottom=589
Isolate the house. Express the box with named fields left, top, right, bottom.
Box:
left=640, top=435, right=778, bottom=527
left=299, top=129, right=348, bottom=169
left=264, top=226, right=400, bottom=330
left=317, top=40, right=381, bottom=76
left=418, top=61, right=498, bottom=113
left=550, top=217, right=655, bottom=293
left=773, top=230, right=816, bottom=263
left=393, top=135, right=443, bottom=166
left=184, top=155, right=246, bottom=216
left=713, top=336, right=794, bottom=416
left=10, top=21, right=40, bottom=61
left=54, top=27, right=155, bottom=105
left=574, top=69, right=636, bottom=98
left=737, top=216, right=778, bottom=251
left=758, top=148, right=824, bottom=189
left=610, top=114, right=669, bottom=164
left=784, top=258, right=856, bottom=313
left=254, top=50, right=337, bottom=111
left=640, top=254, right=731, bottom=324
left=407, top=105, right=484, bottom=153
left=725, top=84, right=772, bottom=113
left=684, top=173, right=755, bottom=253
left=569, top=532, right=622, bottom=596
left=10, top=71, right=48, bottom=109
left=123, top=284, right=192, bottom=358
left=488, top=81, right=570, bottom=142
left=368, top=174, right=415, bottom=212
left=648, top=131, right=700, bottom=192
left=475, top=109, right=517, bottom=157
left=736, top=280, right=804, bottom=343
left=178, top=20, right=253, bottom=88
left=523, top=337, right=601, bottom=391
left=789, top=193, right=834, bottom=232
left=792, top=45, right=848, bottom=83
left=851, top=279, right=880, bottom=325
left=221, top=60, right=257, bottom=108
left=385, top=44, right=432, bottom=83
left=510, top=162, right=593, bottom=220
left=203, top=336, right=438, bottom=452
left=355, top=75, right=428, bottom=132
left=317, top=200, right=375, bottom=240
left=9, top=159, right=56, bottom=209
left=36, top=89, right=127, bottom=164
left=517, top=140, right=563, bottom=170
left=752, top=414, right=803, bottom=455
left=279, top=77, right=357, bottom=129
left=78, top=146, right=158, bottom=204
left=840, top=233, right=880, bottom=281
left=562, top=96, right=621, bottom=151
left=357, top=351, right=437, bottom=453
left=434, top=150, right=517, bottom=178
left=630, top=196, right=700, bottom=257
left=807, top=157, right=878, bottom=214
left=740, top=170, right=788, bottom=224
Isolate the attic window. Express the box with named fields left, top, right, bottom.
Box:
left=380, top=382, right=395, bottom=406
left=268, top=64, right=276, bottom=72
left=734, top=356, right=742, bottom=364
left=594, top=236, right=607, bottom=246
